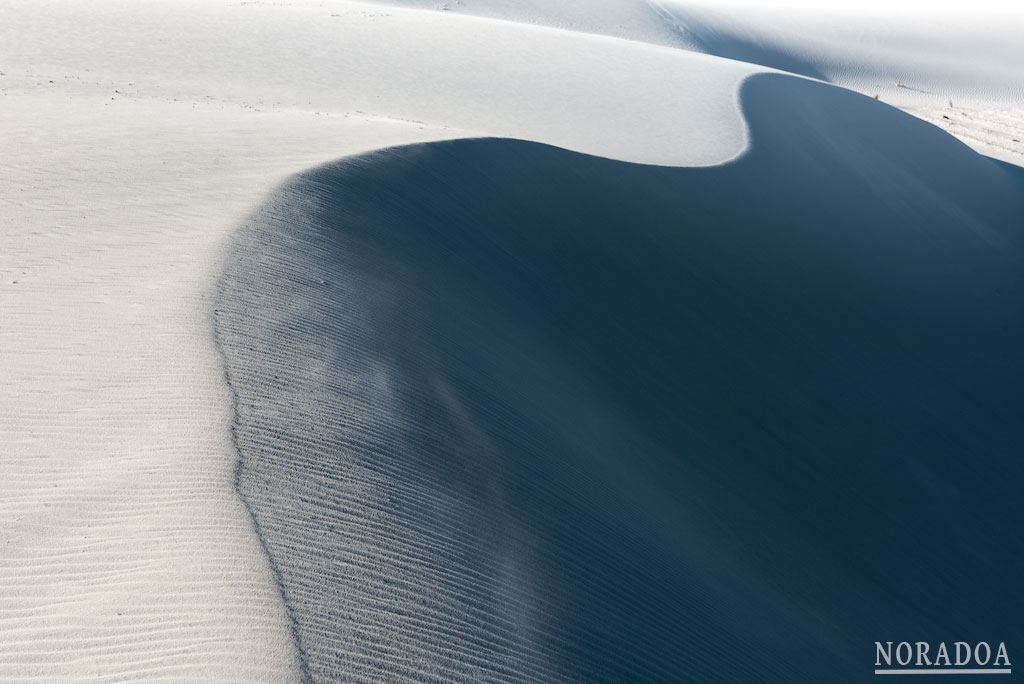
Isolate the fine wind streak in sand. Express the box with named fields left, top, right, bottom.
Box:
left=216, top=74, right=1024, bottom=683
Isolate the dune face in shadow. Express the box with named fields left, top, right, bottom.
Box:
left=664, top=14, right=832, bottom=84
left=216, top=74, right=1024, bottom=683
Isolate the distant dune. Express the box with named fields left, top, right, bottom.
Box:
left=216, top=74, right=1024, bottom=682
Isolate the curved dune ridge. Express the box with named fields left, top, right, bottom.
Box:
left=4, top=2, right=1023, bottom=682
left=216, top=73, right=1024, bottom=682
left=0, top=0, right=763, bottom=167
left=650, top=3, right=1024, bottom=104
left=361, top=0, right=1024, bottom=165
left=3, top=3, right=759, bottom=681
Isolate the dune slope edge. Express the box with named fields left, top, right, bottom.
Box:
left=216, top=74, right=1024, bottom=683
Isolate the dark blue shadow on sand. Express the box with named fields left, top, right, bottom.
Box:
left=216, top=73, right=1024, bottom=683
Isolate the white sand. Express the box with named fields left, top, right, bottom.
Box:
left=365, top=0, right=1024, bottom=164
left=214, top=77, right=1024, bottom=681
left=2, top=0, right=1022, bottom=680
left=656, top=2, right=1024, bottom=165
left=0, top=0, right=768, bottom=166
left=0, top=92, right=460, bottom=682
left=0, top=1, right=765, bottom=680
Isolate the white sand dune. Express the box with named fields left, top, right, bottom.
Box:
left=654, top=2, right=1024, bottom=164
left=363, top=0, right=1024, bottom=106
left=2, top=0, right=1023, bottom=681
left=359, top=0, right=688, bottom=48
left=0, top=0, right=771, bottom=166
left=1, top=1, right=763, bottom=681
left=216, top=74, right=1024, bottom=682
left=0, top=93, right=459, bottom=683
left=364, top=0, right=1024, bottom=164
left=656, top=3, right=1024, bottom=104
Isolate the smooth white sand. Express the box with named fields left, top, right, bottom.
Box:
left=365, top=0, right=1024, bottom=164
left=0, top=0, right=768, bottom=167
left=655, top=2, right=1024, bottom=165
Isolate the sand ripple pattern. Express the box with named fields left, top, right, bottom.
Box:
left=216, top=75, right=1024, bottom=683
